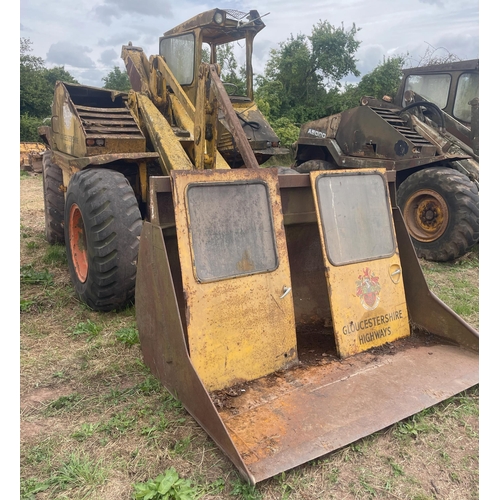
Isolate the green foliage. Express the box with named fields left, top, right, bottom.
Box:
left=22, top=453, right=107, bottom=498
left=45, top=394, right=83, bottom=415
left=43, top=65, right=78, bottom=88
left=170, top=436, right=192, bottom=456
left=21, top=477, right=50, bottom=499
left=71, top=423, right=99, bottom=441
left=20, top=38, right=52, bottom=118
left=332, top=56, right=406, bottom=112
left=136, top=375, right=162, bottom=395
left=42, top=244, right=67, bottom=266
left=310, top=21, right=361, bottom=84
left=217, top=43, right=246, bottom=95
left=20, top=113, right=47, bottom=142
left=20, top=264, right=53, bottom=285
left=102, top=66, right=131, bottom=91
left=133, top=467, right=198, bottom=500
left=20, top=38, right=78, bottom=141
left=70, top=319, right=103, bottom=340
left=255, top=21, right=360, bottom=125
left=230, top=479, right=262, bottom=499
left=20, top=299, right=36, bottom=312
left=99, top=411, right=136, bottom=436
left=395, top=414, right=435, bottom=440
left=356, top=56, right=405, bottom=99
left=115, top=326, right=140, bottom=346
left=25, top=241, right=39, bottom=251
left=267, top=117, right=300, bottom=148
left=388, top=458, right=404, bottom=476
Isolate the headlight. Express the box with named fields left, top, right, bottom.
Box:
left=213, top=11, right=224, bottom=24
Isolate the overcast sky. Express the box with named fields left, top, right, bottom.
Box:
left=20, top=0, right=479, bottom=88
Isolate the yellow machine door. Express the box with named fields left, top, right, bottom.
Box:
left=310, top=169, right=410, bottom=358
left=170, top=169, right=298, bottom=391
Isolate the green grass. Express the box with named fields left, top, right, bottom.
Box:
left=132, top=467, right=199, bottom=500
left=45, top=393, right=84, bottom=416
left=21, top=453, right=108, bottom=499
left=42, top=244, right=67, bottom=266
left=20, top=264, right=53, bottom=285
left=70, top=319, right=103, bottom=340
left=115, top=325, right=140, bottom=346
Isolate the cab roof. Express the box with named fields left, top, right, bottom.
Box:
left=162, top=8, right=266, bottom=45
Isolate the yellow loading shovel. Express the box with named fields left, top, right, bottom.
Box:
left=135, top=168, right=478, bottom=484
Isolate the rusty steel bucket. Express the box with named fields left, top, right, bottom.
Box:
left=135, top=169, right=478, bottom=484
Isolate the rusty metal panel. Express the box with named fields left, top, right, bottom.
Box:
left=171, top=168, right=297, bottom=391
left=52, top=82, right=87, bottom=158
left=217, top=338, right=478, bottom=483
left=392, top=207, right=479, bottom=350
left=336, top=106, right=437, bottom=160
left=310, top=169, right=410, bottom=357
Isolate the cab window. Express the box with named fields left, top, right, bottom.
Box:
left=403, top=74, right=451, bottom=109
left=160, top=33, right=195, bottom=85
left=453, top=72, right=478, bottom=122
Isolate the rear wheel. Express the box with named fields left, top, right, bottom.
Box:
left=64, top=168, right=142, bottom=311
left=42, top=151, right=65, bottom=244
left=397, top=167, right=479, bottom=261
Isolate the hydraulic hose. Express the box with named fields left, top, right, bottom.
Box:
left=237, top=113, right=260, bottom=130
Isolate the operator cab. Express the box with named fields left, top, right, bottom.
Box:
left=159, top=8, right=266, bottom=105
left=397, top=59, right=479, bottom=125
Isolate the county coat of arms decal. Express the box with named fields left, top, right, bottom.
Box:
left=356, top=268, right=381, bottom=310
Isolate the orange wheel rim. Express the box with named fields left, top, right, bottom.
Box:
left=69, top=204, right=88, bottom=282
left=402, top=189, right=449, bottom=242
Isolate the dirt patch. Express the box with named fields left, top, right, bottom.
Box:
left=21, top=385, right=74, bottom=412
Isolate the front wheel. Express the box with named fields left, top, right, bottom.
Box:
left=397, top=167, right=479, bottom=262
left=64, top=168, right=142, bottom=311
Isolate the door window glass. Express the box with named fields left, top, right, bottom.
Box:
left=187, top=182, right=278, bottom=281
left=316, top=173, right=395, bottom=265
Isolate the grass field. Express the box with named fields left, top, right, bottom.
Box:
left=20, top=171, right=479, bottom=500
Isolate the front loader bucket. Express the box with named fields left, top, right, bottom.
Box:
left=135, top=169, right=478, bottom=484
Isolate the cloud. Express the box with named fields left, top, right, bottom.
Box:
left=71, top=68, right=110, bottom=88
left=92, top=0, right=173, bottom=26
left=355, top=44, right=386, bottom=76
left=418, top=0, right=445, bottom=6
left=97, top=34, right=138, bottom=47
left=99, top=48, right=119, bottom=65
left=46, top=42, right=96, bottom=68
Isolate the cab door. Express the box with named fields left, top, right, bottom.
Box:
left=171, top=169, right=298, bottom=391
left=310, top=169, right=410, bottom=358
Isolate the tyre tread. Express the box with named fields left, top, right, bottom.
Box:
left=397, top=167, right=479, bottom=262
left=64, top=168, right=142, bottom=311
left=42, top=151, right=65, bottom=245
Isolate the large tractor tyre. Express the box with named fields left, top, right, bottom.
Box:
left=397, top=167, right=479, bottom=262
left=64, top=168, right=142, bottom=312
left=295, top=160, right=334, bottom=173
left=42, top=151, right=65, bottom=245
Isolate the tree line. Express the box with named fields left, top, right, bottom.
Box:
left=20, top=23, right=449, bottom=144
